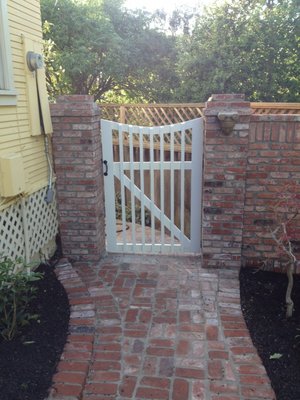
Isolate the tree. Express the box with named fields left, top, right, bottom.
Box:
left=168, top=7, right=198, bottom=36
left=41, top=0, right=178, bottom=102
left=175, top=0, right=300, bottom=102
left=265, top=184, right=300, bottom=318
left=41, top=0, right=299, bottom=102
left=42, top=20, right=69, bottom=99
left=41, top=0, right=122, bottom=99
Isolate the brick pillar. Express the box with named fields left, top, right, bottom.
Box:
left=202, top=94, right=252, bottom=268
left=51, top=95, right=105, bottom=262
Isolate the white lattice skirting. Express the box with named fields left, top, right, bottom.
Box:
left=0, top=186, right=59, bottom=263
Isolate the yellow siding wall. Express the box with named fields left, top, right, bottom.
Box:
left=0, top=0, right=48, bottom=210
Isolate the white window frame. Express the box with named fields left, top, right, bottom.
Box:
left=0, top=0, right=17, bottom=105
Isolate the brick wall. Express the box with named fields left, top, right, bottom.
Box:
left=50, top=94, right=299, bottom=268
left=242, top=115, right=300, bottom=266
left=202, top=95, right=300, bottom=269
left=51, top=95, right=106, bottom=262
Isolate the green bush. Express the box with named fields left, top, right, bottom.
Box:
left=0, top=256, right=43, bottom=341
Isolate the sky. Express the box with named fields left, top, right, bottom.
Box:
left=124, top=0, right=216, bottom=13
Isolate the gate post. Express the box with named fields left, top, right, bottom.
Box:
left=202, top=94, right=251, bottom=268
left=51, top=95, right=105, bottom=262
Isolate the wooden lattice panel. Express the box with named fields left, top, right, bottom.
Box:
left=100, top=102, right=300, bottom=126
left=102, top=102, right=300, bottom=151
left=0, top=187, right=58, bottom=261
left=100, top=105, right=121, bottom=121
left=24, top=187, right=59, bottom=259
left=122, top=104, right=204, bottom=126
left=100, top=103, right=205, bottom=126
left=250, top=103, right=300, bottom=114
left=0, top=203, right=25, bottom=260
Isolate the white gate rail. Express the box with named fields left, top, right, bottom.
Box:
left=101, top=118, right=203, bottom=254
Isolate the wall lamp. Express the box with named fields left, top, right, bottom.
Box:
left=217, top=112, right=239, bottom=135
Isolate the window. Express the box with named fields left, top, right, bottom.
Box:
left=0, top=0, right=17, bottom=105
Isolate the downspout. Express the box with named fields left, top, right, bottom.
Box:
left=27, top=50, right=54, bottom=204
left=44, top=133, right=54, bottom=204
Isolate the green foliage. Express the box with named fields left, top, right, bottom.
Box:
left=41, top=0, right=178, bottom=102
left=41, top=0, right=299, bottom=102
left=175, top=0, right=300, bottom=102
left=115, top=192, right=151, bottom=226
left=41, top=0, right=117, bottom=99
left=0, top=257, right=43, bottom=341
left=42, top=21, right=69, bottom=99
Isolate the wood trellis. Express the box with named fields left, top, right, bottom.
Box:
left=100, top=102, right=300, bottom=152
left=100, top=102, right=300, bottom=126
left=100, top=103, right=205, bottom=126
left=250, top=103, right=300, bottom=115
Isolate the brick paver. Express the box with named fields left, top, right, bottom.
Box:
left=48, top=255, right=275, bottom=400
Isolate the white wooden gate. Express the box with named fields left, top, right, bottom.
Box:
left=101, top=118, right=203, bottom=254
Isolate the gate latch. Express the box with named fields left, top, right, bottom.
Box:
left=103, top=160, right=108, bottom=176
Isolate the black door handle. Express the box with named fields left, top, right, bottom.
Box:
left=103, top=160, right=108, bottom=176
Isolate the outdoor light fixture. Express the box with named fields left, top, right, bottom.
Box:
left=217, top=112, right=239, bottom=135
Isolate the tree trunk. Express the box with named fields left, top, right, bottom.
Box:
left=286, top=261, right=295, bottom=318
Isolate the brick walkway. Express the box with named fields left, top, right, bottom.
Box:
left=48, top=254, right=275, bottom=400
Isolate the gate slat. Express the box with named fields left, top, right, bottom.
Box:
left=180, top=126, right=185, bottom=244
left=150, top=131, right=155, bottom=247
left=160, top=129, right=165, bottom=246
left=129, top=126, right=136, bottom=250
left=118, top=125, right=127, bottom=248
left=139, top=127, right=146, bottom=251
left=170, top=126, right=175, bottom=250
left=190, top=118, right=203, bottom=251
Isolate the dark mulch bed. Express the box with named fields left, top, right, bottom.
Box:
left=0, top=261, right=70, bottom=400
left=240, top=267, right=300, bottom=400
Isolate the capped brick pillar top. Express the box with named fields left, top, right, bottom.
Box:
left=202, top=94, right=252, bottom=268
left=51, top=94, right=99, bottom=117
left=205, top=93, right=251, bottom=112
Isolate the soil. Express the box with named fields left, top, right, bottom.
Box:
left=0, top=261, right=70, bottom=400
left=240, top=267, right=300, bottom=400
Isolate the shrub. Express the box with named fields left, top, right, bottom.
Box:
left=115, top=192, right=151, bottom=226
left=266, top=184, right=300, bottom=317
left=0, top=256, right=43, bottom=340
